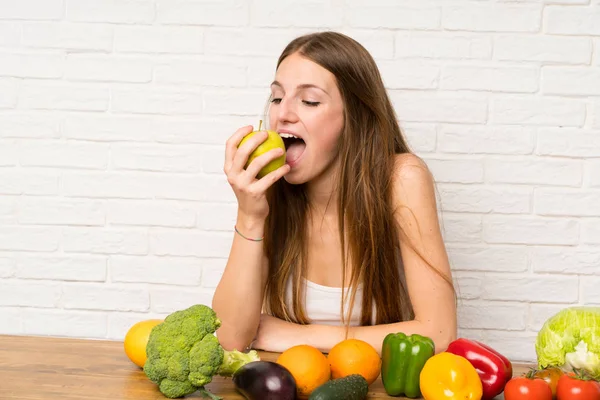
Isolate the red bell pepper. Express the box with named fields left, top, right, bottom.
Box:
left=446, top=338, right=513, bottom=400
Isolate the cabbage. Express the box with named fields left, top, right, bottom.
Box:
left=535, top=306, right=600, bottom=379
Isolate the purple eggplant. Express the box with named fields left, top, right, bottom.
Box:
left=233, top=361, right=297, bottom=400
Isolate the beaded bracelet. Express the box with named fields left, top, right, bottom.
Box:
left=234, top=225, right=264, bottom=242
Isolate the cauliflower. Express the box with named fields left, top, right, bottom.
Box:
left=143, top=304, right=260, bottom=399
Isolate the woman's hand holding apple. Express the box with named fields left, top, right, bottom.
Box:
left=224, top=125, right=290, bottom=226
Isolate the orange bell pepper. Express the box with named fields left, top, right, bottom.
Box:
left=420, top=352, right=483, bottom=400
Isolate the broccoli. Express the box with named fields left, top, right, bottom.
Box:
left=143, top=304, right=260, bottom=399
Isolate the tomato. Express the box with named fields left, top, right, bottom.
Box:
left=534, top=367, right=564, bottom=399
left=504, top=376, right=553, bottom=400
left=556, top=372, right=600, bottom=400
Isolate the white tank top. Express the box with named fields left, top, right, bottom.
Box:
left=284, top=278, right=367, bottom=326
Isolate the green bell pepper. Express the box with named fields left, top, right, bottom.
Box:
left=381, top=332, right=435, bottom=398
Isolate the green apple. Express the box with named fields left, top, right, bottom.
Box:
left=238, top=121, right=286, bottom=178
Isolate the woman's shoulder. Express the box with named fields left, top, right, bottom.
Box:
left=391, top=153, right=435, bottom=198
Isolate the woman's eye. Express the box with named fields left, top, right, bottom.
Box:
left=303, top=100, right=320, bottom=107
left=271, top=98, right=282, bottom=104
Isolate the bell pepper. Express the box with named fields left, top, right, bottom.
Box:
left=381, top=332, right=435, bottom=397
left=446, top=338, right=513, bottom=400
left=420, top=352, right=483, bottom=400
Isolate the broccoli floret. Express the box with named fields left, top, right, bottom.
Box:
left=143, top=304, right=260, bottom=399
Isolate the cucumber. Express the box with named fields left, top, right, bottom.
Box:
left=308, top=374, right=369, bottom=400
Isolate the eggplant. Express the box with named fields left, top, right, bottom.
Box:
left=233, top=361, right=297, bottom=400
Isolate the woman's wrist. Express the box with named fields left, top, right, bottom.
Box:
left=235, top=212, right=266, bottom=239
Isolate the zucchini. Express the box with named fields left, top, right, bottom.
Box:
left=308, top=374, right=369, bottom=400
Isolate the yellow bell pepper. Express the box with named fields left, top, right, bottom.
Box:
left=419, top=352, right=483, bottom=400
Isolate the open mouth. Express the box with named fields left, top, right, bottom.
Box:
left=279, top=132, right=306, bottom=164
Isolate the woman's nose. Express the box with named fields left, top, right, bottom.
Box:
left=277, top=98, right=299, bottom=123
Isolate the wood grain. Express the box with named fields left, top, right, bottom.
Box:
left=0, top=334, right=532, bottom=399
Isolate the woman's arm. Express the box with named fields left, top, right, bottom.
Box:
left=252, top=154, right=457, bottom=354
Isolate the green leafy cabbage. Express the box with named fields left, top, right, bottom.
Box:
left=535, top=306, right=600, bottom=379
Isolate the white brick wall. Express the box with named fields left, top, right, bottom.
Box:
left=0, top=0, right=598, bottom=363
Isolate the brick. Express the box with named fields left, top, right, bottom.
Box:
left=66, top=55, right=153, bottom=83
left=0, top=78, right=18, bottom=109
left=447, top=245, right=529, bottom=272
left=67, top=0, right=155, bottom=24
left=19, top=140, right=108, bottom=169
left=111, top=87, right=202, bottom=115
left=582, top=219, right=600, bottom=244
left=115, top=26, right=203, bottom=54
left=0, top=281, right=61, bottom=307
left=157, top=0, right=247, bottom=26
left=339, top=29, right=395, bottom=60
left=22, top=309, right=108, bottom=339
left=0, top=140, right=17, bottom=166
left=483, top=215, right=579, bottom=245
left=19, top=81, right=109, bottom=112
left=0, top=22, right=21, bottom=46
left=439, top=214, right=483, bottom=244
left=201, top=145, right=226, bottom=174
left=536, top=189, right=600, bottom=217
left=16, top=254, right=106, bottom=282
left=199, top=175, right=236, bottom=203
left=202, top=258, right=226, bottom=288
left=63, top=227, right=148, bottom=255
left=0, top=226, right=60, bottom=252
left=0, top=197, right=17, bottom=225
left=0, top=170, right=58, bottom=195
left=423, top=158, right=484, bottom=183
left=390, top=92, right=488, bottom=124
left=537, top=128, right=600, bottom=157
left=110, top=255, right=202, bottom=286
left=401, top=123, right=437, bottom=153
left=439, top=125, right=534, bottom=155
left=22, top=22, right=113, bottom=52
left=0, top=52, right=64, bottom=79
left=592, top=161, right=600, bottom=187
left=459, top=302, right=527, bottom=330
left=543, top=67, right=600, bottom=96
left=19, top=197, right=105, bottom=226
left=62, top=283, right=149, bottom=312
left=0, top=0, right=63, bottom=20
left=596, top=39, right=600, bottom=66
left=453, top=273, right=484, bottom=300
left=378, top=60, right=440, bottom=90
left=439, top=185, right=531, bottom=214
left=444, top=4, right=541, bottom=32
left=108, top=200, right=196, bottom=228
left=150, top=229, right=232, bottom=258
left=251, top=0, right=343, bottom=28
left=154, top=59, right=246, bottom=87
left=495, top=35, right=591, bottom=64
left=545, top=6, right=600, bottom=35
left=346, top=3, right=441, bottom=29
left=111, top=143, right=203, bottom=173
left=204, top=90, right=271, bottom=116
left=247, top=57, right=277, bottom=88
left=486, top=158, right=583, bottom=186
left=395, top=32, right=492, bottom=60
left=150, top=289, right=214, bottom=314
left=485, top=331, right=538, bottom=362
left=492, top=97, right=586, bottom=127
left=205, top=29, right=299, bottom=57
left=482, top=275, right=579, bottom=302
left=107, top=311, right=168, bottom=340
left=528, top=304, right=576, bottom=331
left=0, top=256, right=15, bottom=278
left=0, top=307, right=21, bottom=334
left=442, top=65, right=538, bottom=93
left=532, top=247, right=600, bottom=275
left=0, top=112, right=60, bottom=138
left=582, top=277, right=600, bottom=304
left=197, top=203, right=237, bottom=231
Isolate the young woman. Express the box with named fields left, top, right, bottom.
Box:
left=212, top=31, right=457, bottom=355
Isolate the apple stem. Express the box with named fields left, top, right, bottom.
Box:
left=258, top=120, right=262, bottom=131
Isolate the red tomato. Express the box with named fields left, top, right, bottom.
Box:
left=504, top=376, right=553, bottom=400
left=534, top=367, right=564, bottom=399
left=556, top=372, right=600, bottom=400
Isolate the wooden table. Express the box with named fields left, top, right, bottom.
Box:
left=0, top=334, right=532, bottom=399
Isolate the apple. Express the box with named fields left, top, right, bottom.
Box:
left=238, top=121, right=286, bottom=179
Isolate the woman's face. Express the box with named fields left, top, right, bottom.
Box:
left=268, top=52, right=345, bottom=186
